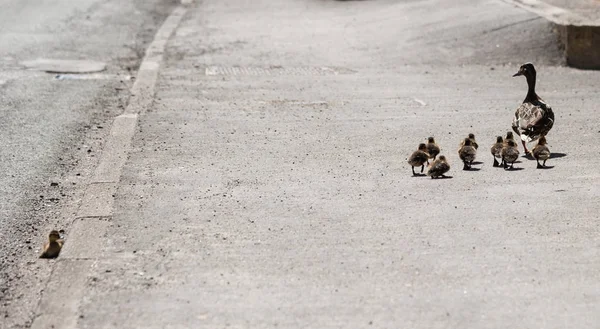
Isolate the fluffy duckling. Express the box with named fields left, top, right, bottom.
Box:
left=505, top=131, right=515, bottom=144
left=490, top=136, right=504, bottom=167
left=467, top=133, right=479, bottom=150
left=408, top=143, right=430, bottom=176
left=40, top=230, right=64, bottom=259
left=512, top=63, right=554, bottom=154
left=427, top=155, right=450, bottom=179
left=501, top=139, right=520, bottom=170
left=459, top=133, right=478, bottom=150
left=532, top=136, right=551, bottom=168
left=458, top=138, right=477, bottom=170
left=426, top=137, right=440, bottom=161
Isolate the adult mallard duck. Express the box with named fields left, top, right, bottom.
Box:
left=512, top=63, right=554, bottom=154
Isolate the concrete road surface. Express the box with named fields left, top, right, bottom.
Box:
left=4, top=0, right=600, bottom=328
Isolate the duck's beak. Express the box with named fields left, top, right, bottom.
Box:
left=512, top=70, right=523, bottom=77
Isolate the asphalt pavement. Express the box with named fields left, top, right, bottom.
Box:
left=0, top=0, right=176, bottom=328
left=3, top=0, right=600, bottom=328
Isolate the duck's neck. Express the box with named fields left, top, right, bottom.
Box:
left=524, top=73, right=537, bottom=101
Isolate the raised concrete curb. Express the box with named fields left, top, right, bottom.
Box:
left=29, top=2, right=190, bottom=329
left=502, top=0, right=600, bottom=69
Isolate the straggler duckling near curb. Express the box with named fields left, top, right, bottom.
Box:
left=490, top=136, right=504, bottom=167
left=40, top=230, right=64, bottom=259
left=501, top=139, right=520, bottom=170
left=458, top=138, right=477, bottom=170
left=408, top=143, right=430, bottom=176
left=427, top=155, right=450, bottom=179
left=532, top=136, right=551, bottom=168
left=426, top=137, right=440, bottom=161
left=512, top=63, right=555, bottom=154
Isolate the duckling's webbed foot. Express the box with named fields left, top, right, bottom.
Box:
left=462, top=162, right=470, bottom=171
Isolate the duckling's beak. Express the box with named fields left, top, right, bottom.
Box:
left=512, top=70, right=523, bottom=77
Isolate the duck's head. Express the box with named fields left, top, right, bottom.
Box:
left=506, top=140, right=517, bottom=147
left=438, top=155, right=447, bottom=162
left=468, top=133, right=476, bottom=140
left=538, top=136, right=547, bottom=145
left=463, top=138, right=472, bottom=146
left=427, top=137, right=435, bottom=143
left=48, top=230, right=61, bottom=242
left=513, top=63, right=536, bottom=78
left=496, top=136, right=503, bottom=143
left=418, top=143, right=427, bottom=151
left=506, top=131, right=514, bottom=140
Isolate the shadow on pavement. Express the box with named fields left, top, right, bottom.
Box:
left=550, top=153, right=567, bottom=159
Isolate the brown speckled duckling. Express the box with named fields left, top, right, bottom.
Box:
left=532, top=136, right=550, bottom=168
left=458, top=138, right=477, bottom=170
left=490, top=136, right=504, bottom=167
left=467, top=133, right=478, bottom=150
left=408, top=143, right=430, bottom=176
left=40, top=230, right=64, bottom=259
left=501, top=139, right=520, bottom=170
left=505, top=131, right=515, bottom=144
left=427, top=155, right=450, bottom=179
left=426, top=137, right=440, bottom=161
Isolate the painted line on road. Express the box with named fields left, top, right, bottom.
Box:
left=30, top=1, right=190, bottom=328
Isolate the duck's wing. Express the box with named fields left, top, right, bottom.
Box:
left=512, top=102, right=553, bottom=142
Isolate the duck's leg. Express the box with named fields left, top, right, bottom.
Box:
left=536, top=159, right=542, bottom=169
left=420, top=164, right=425, bottom=173
left=543, top=159, right=547, bottom=167
left=412, top=166, right=416, bottom=176
left=521, top=140, right=530, bottom=154
left=462, top=161, right=469, bottom=171
left=493, top=158, right=499, bottom=167
left=510, top=162, right=515, bottom=169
